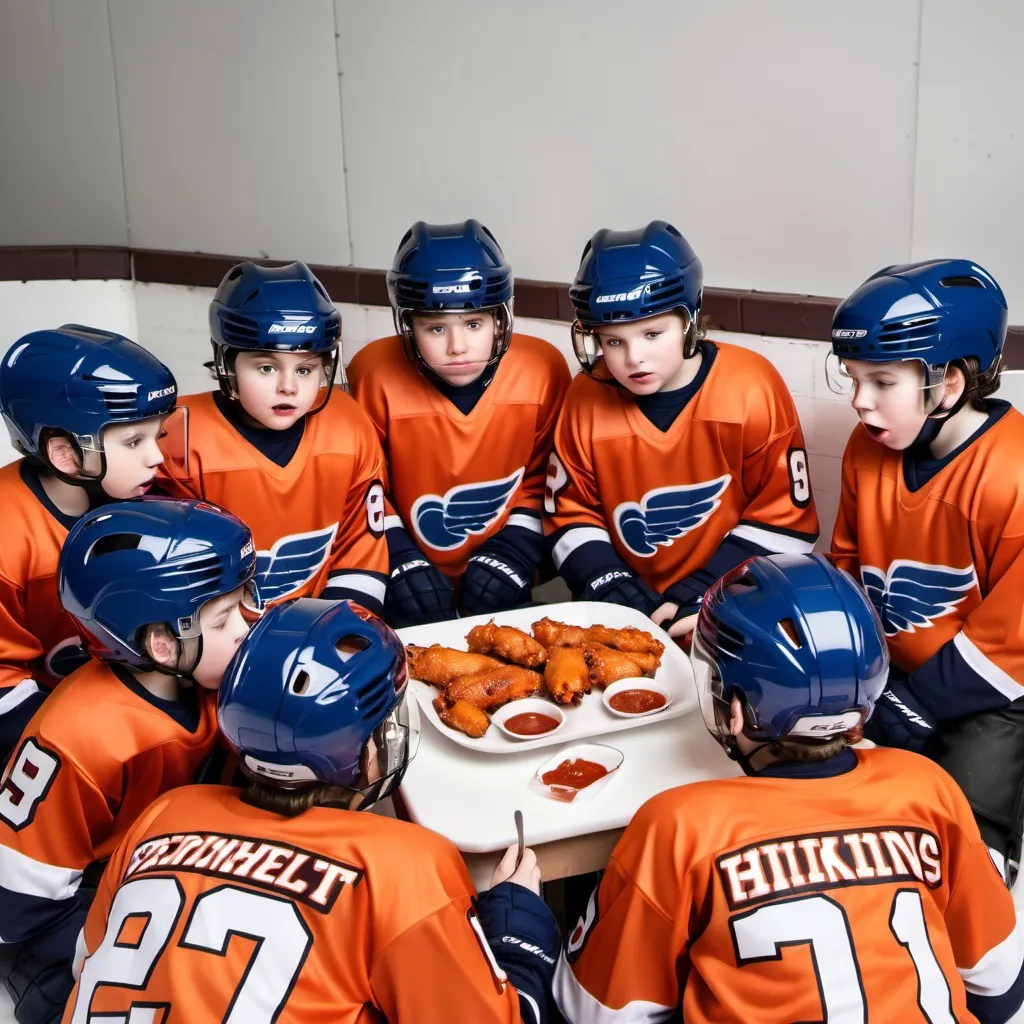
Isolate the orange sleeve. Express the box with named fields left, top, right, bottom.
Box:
left=0, top=574, right=47, bottom=725
left=828, top=432, right=861, bottom=578
left=320, top=404, right=390, bottom=613
left=515, top=355, right=572, bottom=517
left=554, top=857, right=684, bottom=1021
left=347, top=350, right=390, bottom=452
left=370, top=898, right=522, bottom=1023
left=544, top=386, right=607, bottom=537
left=730, top=375, right=819, bottom=549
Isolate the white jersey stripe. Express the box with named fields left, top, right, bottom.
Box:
left=553, top=953, right=675, bottom=1023
left=728, top=523, right=816, bottom=555
left=325, top=572, right=388, bottom=605
left=0, top=843, right=83, bottom=904
left=552, top=527, right=614, bottom=569
left=953, top=632, right=1024, bottom=703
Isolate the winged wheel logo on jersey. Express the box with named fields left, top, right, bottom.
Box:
left=614, top=475, right=731, bottom=557
left=411, top=468, right=524, bottom=551
left=860, top=560, right=977, bottom=636
left=253, top=524, right=339, bottom=604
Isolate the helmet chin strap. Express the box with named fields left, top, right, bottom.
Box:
left=145, top=634, right=204, bottom=685
left=723, top=734, right=774, bottom=776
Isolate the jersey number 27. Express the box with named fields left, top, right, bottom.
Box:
left=69, top=876, right=312, bottom=1024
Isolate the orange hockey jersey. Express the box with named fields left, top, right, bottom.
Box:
left=160, top=390, right=389, bottom=612
left=348, top=334, right=570, bottom=577
left=831, top=406, right=1024, bottom=715
left=0, top=460, right=88, bottom=758
left=545, top=342, right=819, bottom=593
left=0, top=660, right=217, bottom=961
left=65, top=784, right=529, bottom=1023
left=555, top=746, right=1024, bottom=1023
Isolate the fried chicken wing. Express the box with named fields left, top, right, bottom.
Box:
left=445, top=665, right=543, bottom=711
left=532, top=618, right=664, bottom=662
left=532, top=617, right=588, bottom=648
left=585, top=624, right=665, bottom=660
left=583, top=643, right=656, bottom=689
left=466, top=621, right=547, bottom=668
left=433, top=695, right=491, bottom=739
left=543, top=645, right=590, bottom=704
left=406, top=645, right=502, bottom=688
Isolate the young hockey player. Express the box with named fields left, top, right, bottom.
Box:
left=160, top=261, right=389, bottom=615
left=545, top=222, right=818, bottom=636
left=828, top=259, right=1024, bottom=884
left=0, top=498, right=257, bottom=1024
left=0, top=325, right=180, bottom=759
left=348, top=220, right=570, bottom=627
left=556, top=553, right=1024, bottom=1024
left=63, top=597, right=560, bottom=1023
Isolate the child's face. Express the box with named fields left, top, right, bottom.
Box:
left=234, top=350, right=326, bottom=430
left=192, top=586, right=250, bottom=690
left=411, top=311, right=496, bottom=386
left=845, top=359, right=938, bottom=450
left=595, top=312, right=690, bottom=395
left=70, top=417, right=166, bottom=498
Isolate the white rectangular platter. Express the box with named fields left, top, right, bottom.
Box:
left=396, top=601, right=696, bottom=754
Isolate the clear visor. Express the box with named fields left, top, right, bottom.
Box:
left=50, top=408, right=188, bottom=482
left=691, top=628, right=732, bottom=745
left=824, top=353, right=949, bottom=397
left=354, top=692, right=421, bottom=809
left=396, top=304, right=512, bottom=367
left=571, top=321, right=603, bottom=373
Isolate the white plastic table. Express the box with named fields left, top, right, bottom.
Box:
left=396, top=638, right=739, bottom=889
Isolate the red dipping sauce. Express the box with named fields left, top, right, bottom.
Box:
left=541, top=758, right=608, bottom=790
left=504, top=712, right=560, bottom=736
left=609, top=688, right=667, bottom=715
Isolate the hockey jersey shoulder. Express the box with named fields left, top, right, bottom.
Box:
left=690, top=342, right=795, bottom=433
left=0, top=460, right=67, bottom=584
left=28, top=662, right=215, bottom=792
left=498, top=333, right=572, bottom=399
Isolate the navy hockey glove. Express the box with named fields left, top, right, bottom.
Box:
left=476, top=881, right=559, bottom=1024
left=585, top=569, right=663, bottom=617
left=864, top=677, right=936, bottom=753
left=384, top=556, right=457, bottom=628
left=6, top=948, right=76, bottom=1024
left=460, top=553, right=533, bottom=616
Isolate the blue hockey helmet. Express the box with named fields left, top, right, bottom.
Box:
left=829, top=260, right=1007, bottom=393
left=58, top=498, right=258, bottom=671
left=569, top=221, right=704, bottom=376
left=691, top=553, right=888, bottom=753
left=209, top=261, right=343, bottom=411
left=0, top=325, right=179, bottom=481
left=386, top=220, right=514, bottom=367
left=218, top=598, right=416, bottom=809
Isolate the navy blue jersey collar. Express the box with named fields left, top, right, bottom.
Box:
left=633, top=341, right=718, bottom=432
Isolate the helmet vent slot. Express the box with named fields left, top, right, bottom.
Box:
left=939, top=275, right=984, bottom=289
left=291, top=671, right=310, bottom=695
left=778, top=618, right=802, bottom=648
left=89, top=534, right=142, bottom=559
left=336, top=634, right=370, bottom=662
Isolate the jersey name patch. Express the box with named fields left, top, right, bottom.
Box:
left=124, top=830, right=362, bottom=913
left=411, top=468, right=524, bottom=551
left=860, top=560, right=977, bottom=636
left=255, top=524, right=339, bottom=603
left=717, top=826, right=943, bottom=910
left=613, top=476, right=731, bottom=557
